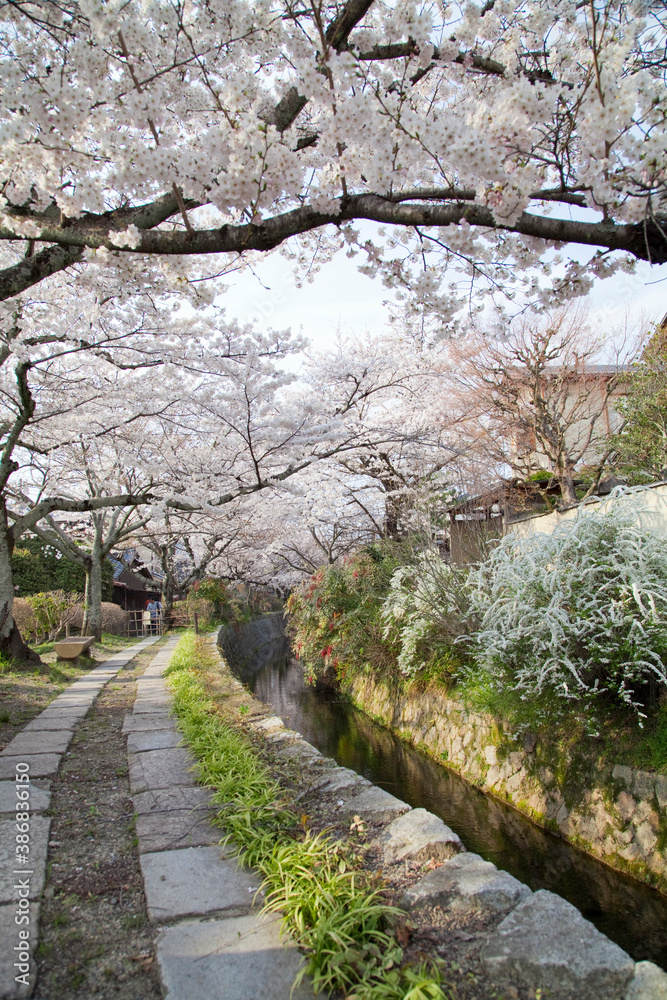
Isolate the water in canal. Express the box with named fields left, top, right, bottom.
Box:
left=235, top=639, right=667, bottom=970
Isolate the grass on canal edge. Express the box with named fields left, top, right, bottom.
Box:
left=165, top=632, right=450, bottom=1000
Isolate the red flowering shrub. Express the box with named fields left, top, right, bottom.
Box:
left=285, top=543, right=402, bottom=683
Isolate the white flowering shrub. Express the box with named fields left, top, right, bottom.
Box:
left=470, top=492, right=667, bottom=717
left=382, top=549, right=473, bottom=679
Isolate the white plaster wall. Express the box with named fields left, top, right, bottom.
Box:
left=508, top=481, right=667, bottom=540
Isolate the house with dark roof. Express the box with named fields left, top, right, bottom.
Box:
left=109, top=551, right=162, bottom=611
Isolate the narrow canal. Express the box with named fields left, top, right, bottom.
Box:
left=235, top=641, right=667, bottom=971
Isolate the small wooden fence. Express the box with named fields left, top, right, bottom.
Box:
left=124, top=610, right=165, bottom=637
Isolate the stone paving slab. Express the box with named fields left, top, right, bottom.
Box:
left=1, top=730, right=72, bottom=757
left=33, top=703, right=90, bottom=720
left=21, top=715, right=81, bottom=732
left=127, top=729, right=182, bottom=754
left=133, top=696, right=173, bottom=714
left=0, top=782, right=50, bottom=815
left=133, top=785, right=214, bottom=816
left=43, top=700, right=93, bottom=715
left=122, top=713, right=174, bottom=734
left=156, top=913, right=317, bottom=1000
left=480, top=889, right=635, bottom=1000
left=0, top=755, right=61, bottom=780
left=0, top=901, right=40, bottom=999
left=0, top=635, right=161, bottom=1000
left=141, top=846, right=258, bottom=921
left=134, top=690, right=169, bottom=703
left=0, top=816, right=51, bottom=902
left=136, top=676, right=168, bottom=689
left=136, top=808, right=222, bottom=853
left=47, top=693, right=99, bottom=708
left=135, top=688, right=168, bottom=702
left=63, top=678, right=106, bottom=690
left=403, top=851, right=532, bottom=914
left=129, top=747, right=196, bottom=793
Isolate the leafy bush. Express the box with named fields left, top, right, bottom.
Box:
left=185, top=595, right=216, bottom=628
left=286, top=544, right=402, bottom=682
left=12, top=537, right=114, bottom=598
left=68, top=602, right=128, bottom=635
left=469, top=491, right=667, bottom=720
left=381, top=549, right=474, bottom=681
left=190, top=577, right=228, bottom=612
left=27, top=591, right=82, bottom=643
left=12, top=598, right=36, bottom=641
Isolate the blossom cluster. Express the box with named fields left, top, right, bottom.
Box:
left=0, top=0, right=664, bottom=317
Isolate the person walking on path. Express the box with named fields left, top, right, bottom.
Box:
left=146, top=598, right=161, bottom=634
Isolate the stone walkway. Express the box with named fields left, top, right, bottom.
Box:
left=0, top=635, right=160, bottom=1000
left=125, top=636, right=315, bottom=1000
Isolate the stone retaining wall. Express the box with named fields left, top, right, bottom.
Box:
left=216, top=613, right=286, bottom=677
left=344, top=673, right=667, bottom=892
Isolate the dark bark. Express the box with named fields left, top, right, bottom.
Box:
left=0, top=618, right=41, bottom=665
left=1, top=196, right=666, bottom=302
left=160, top=572, right=176, bottom=627
left=0, top=504, right=41, bottom=665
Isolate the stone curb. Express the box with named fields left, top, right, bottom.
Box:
left=0, top=635, right=160, bottom=1000
left=247, top=721, right=667, bottom=1000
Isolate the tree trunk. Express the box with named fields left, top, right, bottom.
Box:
left=82, top=556, right=103, bottom=641
left=161, top=580, right=175, bottom=626
left=384, top=497, right=400, bottom=540
left=558, top=470, right=578, bottom=507
left=0, top=505, right=41, bottom=665
left=159, top=543, right=177, bottom=627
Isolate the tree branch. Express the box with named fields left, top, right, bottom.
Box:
left=1, top=197, right=663, bottom=298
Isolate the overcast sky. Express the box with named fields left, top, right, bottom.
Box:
left=219, top=236, right=667, bottom=351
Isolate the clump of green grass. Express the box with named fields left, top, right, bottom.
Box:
left=166, top=632, right=449, bottom=999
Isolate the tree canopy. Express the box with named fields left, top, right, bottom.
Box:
left=0, top=0, right=665, bottom=318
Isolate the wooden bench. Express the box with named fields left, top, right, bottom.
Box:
left=54, top=636, right=95, bottom=666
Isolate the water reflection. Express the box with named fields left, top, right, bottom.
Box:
left=239, top=649, right=667, bottom=969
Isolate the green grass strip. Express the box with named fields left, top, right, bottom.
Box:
left=165, top=633, right=449, bottom=1000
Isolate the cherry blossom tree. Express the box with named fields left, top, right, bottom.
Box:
left=304, top=334, right=472, bottom=538
left=0, top=261, right=310, bottom=659
left=2, top=266, right=432, bottom=660
left=242, top=468, right=379, bottom=581
left=0, top=0, right=665, bottom=317
left=447, top=306, right=635, bottom=505
left=132, top=507, right=253, bottom=624
left=22, top=437, right=156, bottom=640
